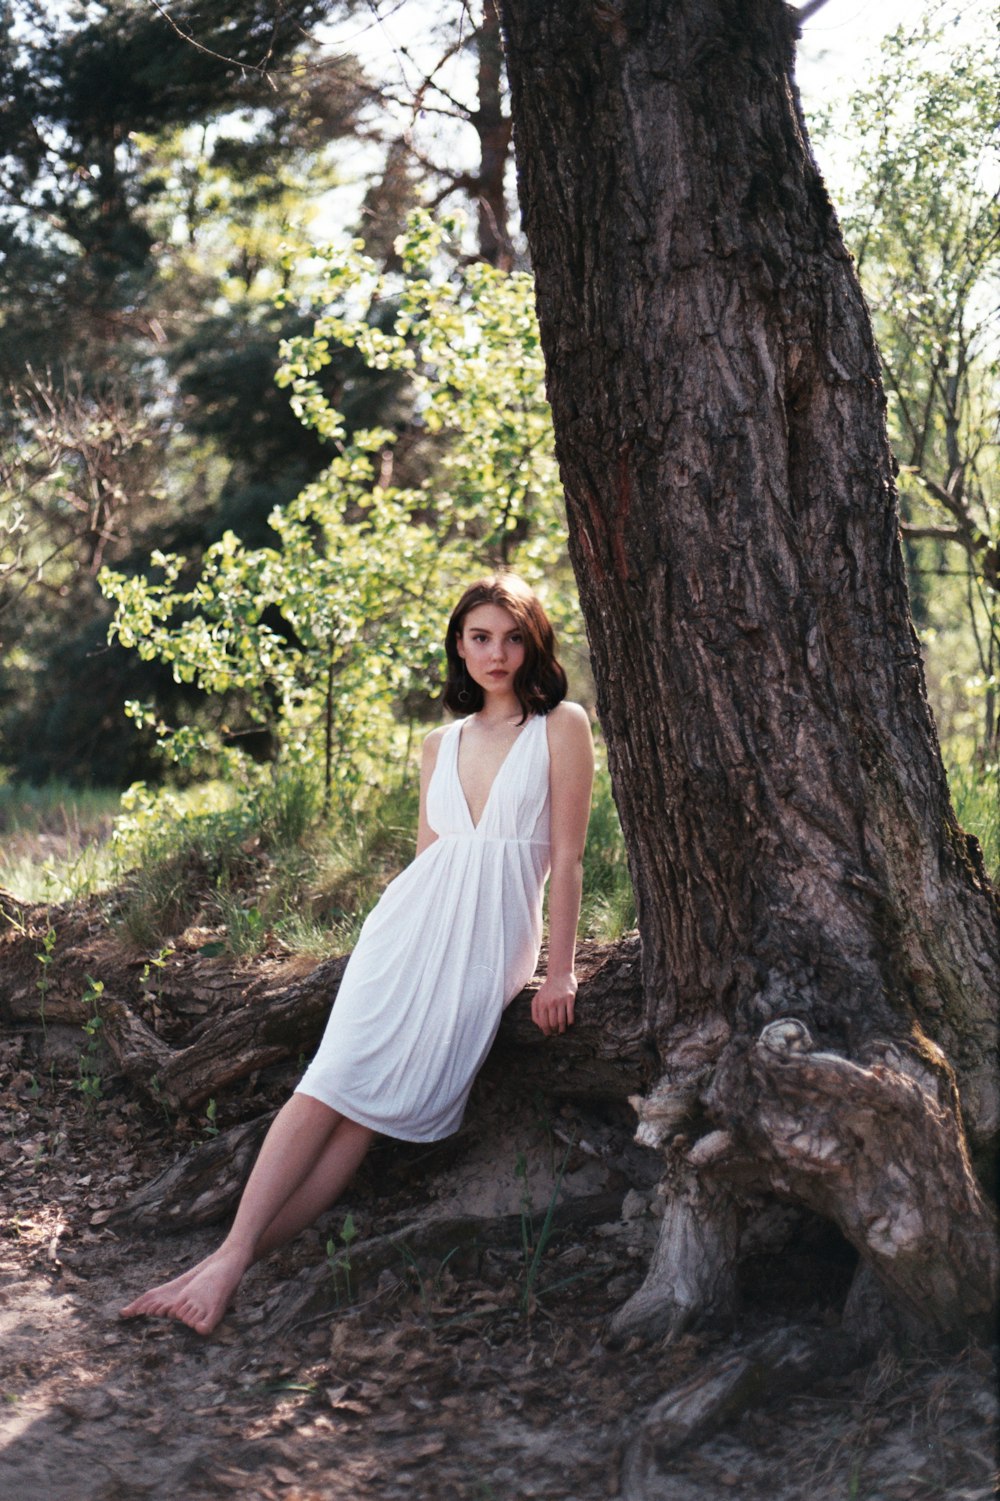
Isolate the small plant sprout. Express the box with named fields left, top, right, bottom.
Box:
left=148, top=1073, right=174, bottom=1125
left=76, top=975, right=105, bottom=1108
left=514, top=1149, right=538, bottom=1280
left=2, top=903, right=28, bottom=937
left=35, top=925, right=56, bottom=1036
left=326, top=1211, right=359, bottom=1306
left=140, top=944, right=174, bottom=995
left=515, top=1137, right=576, bottom=1315
left=204, top=1097, right=219, bottom=1137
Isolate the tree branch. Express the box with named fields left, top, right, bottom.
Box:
left=794, top=0, right=836, bottom=22
left=900, top=523, right=962, bottom=542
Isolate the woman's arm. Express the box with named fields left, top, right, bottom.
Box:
left=415, top=727, right=446, bottom=857
left=532, top=702, right=595, bottom=1037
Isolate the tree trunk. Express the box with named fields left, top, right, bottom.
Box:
left=474, top=0, right=514, bottom=269
left=500, top=0, right=999, bottom=1340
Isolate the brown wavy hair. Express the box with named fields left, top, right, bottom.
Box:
left=443, top=574, right=568, bottom=721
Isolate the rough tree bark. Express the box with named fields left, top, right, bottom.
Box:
left=500, top=0, right=998, bottom=1342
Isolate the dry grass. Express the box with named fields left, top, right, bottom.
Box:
left=784, top=1343, right=998, bottom=1501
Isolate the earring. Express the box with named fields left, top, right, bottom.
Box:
left=458, top=662, right=471, bottom=705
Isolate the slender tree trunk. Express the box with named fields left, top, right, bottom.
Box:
left=474, top=0, right=514, bottom=268
left=500, top=0, right=998, bottom=1340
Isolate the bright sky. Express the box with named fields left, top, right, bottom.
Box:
left=797, top=0, right=920, bottom=89
left=796, top=0, right=991, bottom=185
left=797, top=0, right=991, bottom=82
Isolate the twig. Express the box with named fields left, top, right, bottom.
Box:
left=143, top=0, right=278, bottom=83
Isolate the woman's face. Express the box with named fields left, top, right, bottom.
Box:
left=456, top=603, right=527, bottom=697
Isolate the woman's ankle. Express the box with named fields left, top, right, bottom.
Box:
left=215, top=1234, right=256, bottom=1268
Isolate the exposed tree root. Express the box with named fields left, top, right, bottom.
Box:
left=741, top=1018, right=999, bottom=1338
left=0, top=898, right=652, bottom=1112
left=106, top=1115, right=276, bottom=1233
left=619, top=1323, right=868, bottom=1500
left=604, top=1168, right=739, bottom=1348
left=606, top=1011, right=998, bottom=1350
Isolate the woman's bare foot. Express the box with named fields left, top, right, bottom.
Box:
left=119, top=1263, right=200, bottom=1319
left=119, top=1247, right=248, bottom=1334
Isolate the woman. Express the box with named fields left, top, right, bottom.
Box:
left=120, top=573, right=594, bottom=1334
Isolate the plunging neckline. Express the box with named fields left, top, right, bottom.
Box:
left=456, top=714, right=532, bottom=832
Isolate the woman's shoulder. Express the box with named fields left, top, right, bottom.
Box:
left=546, top=700, right=591, bottom=728
left=544, top=700, right=593, bottom=747
left=423, top=722, right=452, bottom=746
left=421, top=721, right=453, bottom=767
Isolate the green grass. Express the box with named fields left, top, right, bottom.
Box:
left=0, top=780, right=122, bottom=833
left=113, top=799, right=260, bottom=948
left=0, top=757, right=636, bottom=950
left=580, top=764, right=636, bottom=940
left=0, top=781, right=121, bottom=903
left=298, top=780, right=420, bottom=952
left=5, top=751, right=994, bottom=968
left=109, top=772, right=421, bottom=957
left=947, top=759, right=999, bottom=879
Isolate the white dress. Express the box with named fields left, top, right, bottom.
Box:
left=295, top=712, right=551, bottom=1141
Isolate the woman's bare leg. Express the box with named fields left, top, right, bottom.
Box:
left=119, top=1093, right=357, bottom=1334
left=252, top=1116, right=374, bottom=1259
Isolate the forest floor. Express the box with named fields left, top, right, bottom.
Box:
left=1, top=1017, right=997, bottom=1501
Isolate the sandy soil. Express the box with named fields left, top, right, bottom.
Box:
left=0, top=1032, right=997, bottom=1501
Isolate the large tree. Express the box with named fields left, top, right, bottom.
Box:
left=499, top=0, right=998, bottom=1344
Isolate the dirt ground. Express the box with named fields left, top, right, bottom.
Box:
left=0, top=1030, right=997, bottom=1501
